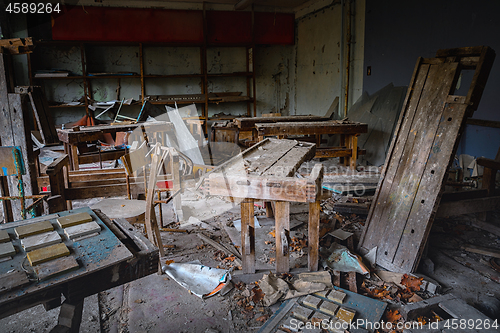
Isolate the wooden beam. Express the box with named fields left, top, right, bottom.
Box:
left=308, top=201, right=320, bottom=271
left=241, top=199, right=255, bottom=274
left=436, top=196, right=500, bottom=217
left=466, top=118, right=500, bottom=129
left=275, top=201, right=290, bottom=273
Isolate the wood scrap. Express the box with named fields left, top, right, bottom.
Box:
left=462, top=244, right=500, bottom=259
left=197, top=233, right=243, bottom=266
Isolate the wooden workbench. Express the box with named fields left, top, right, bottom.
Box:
left=255, top=120, right=368, bottom=169
left=233, top=115, right=330, bottom=144
left=205, top=138, right=324, bottom=274
left=0, top=207, right=158, bottom=332
left=57, top=121, right=174, bottom=170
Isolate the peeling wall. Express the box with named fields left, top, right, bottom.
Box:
left=255, top=45, right=295, bottom=116
left=295, top=4, right=343, bottom=116
left=294, top=0, right=364, bottom=117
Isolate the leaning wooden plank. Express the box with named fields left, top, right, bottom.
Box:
left=358, top=46, right=496, bottom=273
left=21, top=231, right=61, bottom=252
left=0, top=242, right=16, bottom=259
left=27, top=243, right=70, bottom=266
left=57, top=212, right=93, bottom=228
left=64, top=221, right=101, bottom=240
left=15, top=220, right=54, bottom=238
left=379, top=62, right=459, bottom=271
left=0, top=270, right=30, bottom=295
left=33, top=256, right=79, bottom=281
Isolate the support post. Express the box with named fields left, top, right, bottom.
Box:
left=241, top=198, right=255, bottom=274
left=275, top=201, right=290, bottom=273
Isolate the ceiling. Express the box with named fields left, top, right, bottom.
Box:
left=158, top=0, right=314, bottom=11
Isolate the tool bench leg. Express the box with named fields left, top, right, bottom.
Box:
left=50, top=298, right=84, bottom=333
left=275, top=201, right=290, bottom=273
left=241, top=199, right=255, bottom=274
left=348, top=134, right=358, bottom=170
left=308, top=200, right=320, bottom=271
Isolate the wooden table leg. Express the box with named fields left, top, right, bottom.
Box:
left=241, top=198, right=255, bottom=274
left=308, top=200, right=320, bottom=271
left=70, top=144, right=79, bottom=171
left=265, top=201, right=274, bottom=218
left=349, top=134, right=358, bottom=170
left=339, top=134, right=346, bottom=165
left=171, top=150, right=183, bottom=222
left=275, top=201, right=290, bottom=273
left=50, top=298, right=84, bottom=333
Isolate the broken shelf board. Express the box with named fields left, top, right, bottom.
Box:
left=21, top=231, right=61, bottom=252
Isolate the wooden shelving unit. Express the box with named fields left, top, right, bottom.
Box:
left=28, top=40, right=256, bottom=134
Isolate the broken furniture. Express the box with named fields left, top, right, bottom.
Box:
left=204, top=138, right=324, bottom=274
left=93, top=142, right=184, bottom=227
left=0, top=207, right=158, bottom=332
left=0, top=146, right=48, bottom=219
left=233, top=115, right=330, bottom=146
left=56, top=121, right=174, bottom=170
left=15, top=86, right=59, bottom=145
left=359, top=46, right=496, bottom=273
left=477, top=146, right=500, bottom=196
left=437, top=146, right=500, bottom=218
left=255, top=120, right=368, bottom=170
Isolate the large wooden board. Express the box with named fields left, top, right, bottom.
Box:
left=255, top=120, right=368, bottom=137
left=358, top=46, right=495, bottom=273
left=234, top=115, right=330, bottom=131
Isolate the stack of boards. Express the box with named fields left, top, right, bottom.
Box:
left=1, top=212, right=101, bottom=281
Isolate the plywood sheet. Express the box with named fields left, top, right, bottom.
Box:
left=359, top=46, right=496, bottom=273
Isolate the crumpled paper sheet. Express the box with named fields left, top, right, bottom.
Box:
left=258, top=271, right=332, bottom=306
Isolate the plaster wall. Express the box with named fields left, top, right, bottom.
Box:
left=294, top=0, right=364, bottom=117
left=364, top=0, right=500, bottom=159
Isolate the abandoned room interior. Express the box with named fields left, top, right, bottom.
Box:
left=0, top=0, right=499, bottom=332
